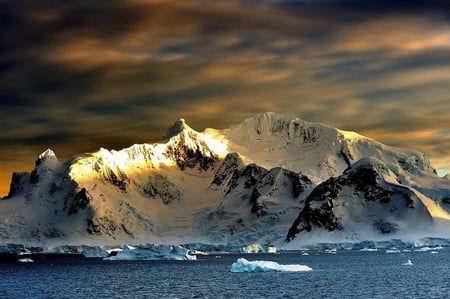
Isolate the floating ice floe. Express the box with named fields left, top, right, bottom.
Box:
left=403, top=260, right=413, bottom=266
left=104, top=244, right=196, bottom=261
left=230, top=258, right=312, bottom=273
left=18, top=258, right=34, bottom=263
left=385, top=249, right=401, bottom=254
left=188, top=249, right=209, bottom=256
left=360, top=248, right=378, bottom=252
left=414, top=246, right=444, bottom=252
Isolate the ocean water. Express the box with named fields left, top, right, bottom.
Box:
left=1, top=249, right=450, bottom=298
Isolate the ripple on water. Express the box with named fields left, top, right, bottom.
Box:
left=0, top=251, right=449, bottom=298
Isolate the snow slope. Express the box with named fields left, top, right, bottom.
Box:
left=286, top=157, right=450, bottom=247
left=1, top=112, right=449, bottom=249
left=218, top=112, right=436, bottom=184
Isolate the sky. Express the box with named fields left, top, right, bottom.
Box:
left=1, top=0, right=449, bottom=196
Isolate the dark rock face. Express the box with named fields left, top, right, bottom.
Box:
left=252, top=116, right=322, bottom=144
left=212, top=154, right=312, bottom=217
left=373, top=220, right=398, bottom=234
left=301, top=126, right=321, bottom=144
left=293, top=174, right=313, bottom=198
left=175, top=145, right=216, bottom=171
left=250, top=188, right=266, bottom=216
left=105, top=168, right=129, bottom=192
left=43, top=227, right=63, bottom=238
left=286, top=177, right=343, bottom=241
left=142, top=174, right=182, bottom=204
left=338, top=146, right=354, bottom=167
left=29, top=169, right=39, bottom=184
left=241, top=164, right=266, bottom=189
left=211, top=153, right=242, bottom=191
left=165, top=131, right=219, bottom=171
left=286, top=160, right=419, bottom=242
left=35, top=157, right=44, bottom=167
left=87, top=217, right=117, bottom=238
left=68, top=188, right=92, bottom=215
left=346, top=166, right=393, bottom=203
left=4, top=172, right=28, bottom=199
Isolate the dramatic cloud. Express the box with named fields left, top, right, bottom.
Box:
left=1, top=0, right=449, bottom=194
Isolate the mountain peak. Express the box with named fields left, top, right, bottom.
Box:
left=247, top=112, right=300, bottom=125
left=39, top=148, right=57, bottom=160
left=233, top=112, right=309, bottom=136
left=35, top=148, right=58, bottom=166
left=163, top=118, right=195, bottom=141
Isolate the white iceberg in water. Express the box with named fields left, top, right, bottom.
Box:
left=414, top=246, right=444, bottom=252
left=18, top=258, right=34, bottom=263
left=104, top=244, right=196, bottom=261
left=230, top=258, right=312, bottom=273
left=360, top=248, right=378, bottom=252
left=403, top=259, right=413, bottom=266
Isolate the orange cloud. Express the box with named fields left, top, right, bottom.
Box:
left=1, top=0, right=449, bottom=195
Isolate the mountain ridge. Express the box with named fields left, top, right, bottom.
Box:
left=1, top=112, right=449, bottom=249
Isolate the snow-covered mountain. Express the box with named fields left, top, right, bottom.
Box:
left=286, top=157, right=450, bottom=244
left=1, top=112, right=449, bottom=249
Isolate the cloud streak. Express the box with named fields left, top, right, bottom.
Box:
left=1, top=0, right=449, bottom=194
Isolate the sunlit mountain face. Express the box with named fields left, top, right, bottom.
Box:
left=1, top=113, right=449, bottom=250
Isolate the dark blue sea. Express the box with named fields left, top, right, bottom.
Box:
left=1, top=249, right=449, bottom=298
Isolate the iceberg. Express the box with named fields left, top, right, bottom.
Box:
left=230, top=258, right=312, bottom=273
left=403, top=259, right=413, bottom=266
left=360, top=248, right=378, bottom=252
left=240, top=244, right=277, bottom=254
left=18, top=258, right=34, bottom=263
left=414, top=246, right=443, bottom=252
left=104, top=244, right=196, bottom=261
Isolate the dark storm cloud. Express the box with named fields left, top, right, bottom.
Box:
left=278, top=0, right=450, bottom=21
left=0, top=94, right=32, bottom=108
left=0, top=0, right=449, bottom=194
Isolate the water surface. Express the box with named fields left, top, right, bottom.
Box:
left=1, top=249, right=449, bottom=298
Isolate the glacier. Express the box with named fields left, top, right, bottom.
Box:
left=1, top=112, right=450, bottom=251
left=240, top=243, right=277, bottom=253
